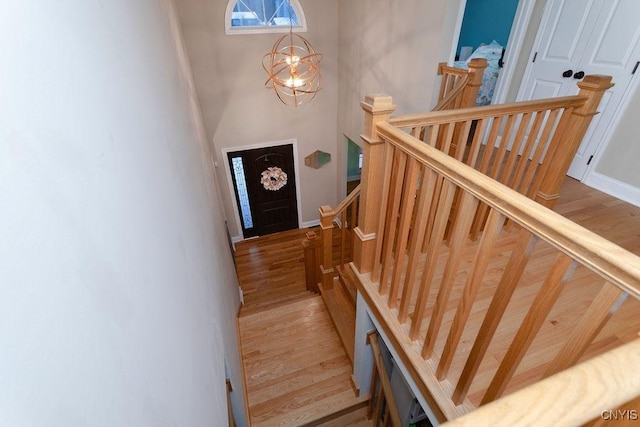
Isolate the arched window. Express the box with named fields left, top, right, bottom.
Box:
left=225, top=0, right=307, bottom=35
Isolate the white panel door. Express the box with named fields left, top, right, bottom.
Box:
left=518, top=0, right=640, bottom=180
left=518, top=0, right=603, bottom=102
left=567, top=0, right=640, bottom=178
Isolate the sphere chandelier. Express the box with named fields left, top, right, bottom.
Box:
left=263, top=29, right=322, bottom=108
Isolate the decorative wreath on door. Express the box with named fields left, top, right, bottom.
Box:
left=260, top=166, right=288, bottom=191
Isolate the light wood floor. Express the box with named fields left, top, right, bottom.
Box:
left=234, top=177, right=640, bottom=424
left=235, top=229, right=363, bottom=426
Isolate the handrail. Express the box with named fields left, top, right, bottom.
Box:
left=368, top=332, right=402, bottom=427
left=376, top=121, right=640, bottom=298
left=322, top=184, right=361, bottom=218
left=431, top=74, right=469, bottom=112
left=442, top=338, right=640, bottom=427
left=389, top=95, right=587, bottom=128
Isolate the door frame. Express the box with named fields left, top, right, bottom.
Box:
left=449, top=0, right=536, bottom=105
left=221, top=138, right=303, bottom=241
left=517, top=0, right=640, bottom=193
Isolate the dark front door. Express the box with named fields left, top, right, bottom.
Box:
left=227, top=144, right=299, bottom=238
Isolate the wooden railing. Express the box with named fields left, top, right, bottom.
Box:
left=316, top=186, right=361, bottom=290
left=367, top=332, right=402, bottom=427
left=352, top=87, right=640, bottom=422
left=303, top=60, right=488, bottom=292
left=434, top=58, right=487, bottom=112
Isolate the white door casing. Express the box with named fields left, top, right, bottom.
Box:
left=517, top=0, right=640, bottom=180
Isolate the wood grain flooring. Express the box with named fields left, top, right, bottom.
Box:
left=235, top=229, right=360, bottom=426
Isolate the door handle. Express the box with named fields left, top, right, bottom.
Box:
left=574, top=71, right=585, bottom=79
left=562, top=69, right=573, bottom=78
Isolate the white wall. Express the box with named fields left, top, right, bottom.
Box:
left=338, top=0, right=453, bottom=146
left=176, top=0, right=339, bottom=238
left=0, top=1, right=245, bottom=425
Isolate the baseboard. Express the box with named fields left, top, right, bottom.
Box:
left=302, top=219, right=320, bottom=228
left=584, top=171, right=640, bottom=208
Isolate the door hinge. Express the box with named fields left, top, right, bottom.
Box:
left=532, top=52, right=538, bottom=63
left=587, top=155, right=594, bottom=165
left=632, top=61, right=639, bottom=75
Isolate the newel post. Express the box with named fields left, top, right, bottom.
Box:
left=459, top=58, right=487, bottom=108
left=353, top=95, right=397, bottom=274
left=319, top=205, right=335, bottom=290
left=535, top=75, right=613, bottom=208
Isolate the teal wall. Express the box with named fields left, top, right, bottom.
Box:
left=457, top=0, right=519, bottom=55
left=347, top=138, right=362, bottom=181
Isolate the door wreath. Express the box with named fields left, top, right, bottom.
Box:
left=260, top=166, right=288, bottom=191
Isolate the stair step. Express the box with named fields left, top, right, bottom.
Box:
left=336, top=264, right=358, bottom=305
left=240, top=290, right=317, bottom=317
left=302, top=395, right=371, bottom=427
left=319, top=280, right=356, bottom=365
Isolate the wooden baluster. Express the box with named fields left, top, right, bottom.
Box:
left=544, top=284, right=627, bottom=378
left=436, top=209, right=505, bottom=378
left=475, top=115, right=504, bottom=174
left=488, top=114, right=517, bottom=181
left=355, top=95, right=397, bottom=275
left=339, top=210, right=347, bottom=267
left=350, top=196, right=359, bottom=263
left=470, top=114, right=516, bottom=239
left=464, top=118, right=487, bottom=168
left=319, top=206, right=335, bottom=290
left=452, top=231, right=538, bottom=403
left=371, top=144, right=395, bottom=283
left=398, top=166, right=435, bottom=324
left=521, top=109, right=562, bottom=197
left=409, top=179, right=457, bottom=341
left=535, top=75, right=613, bottom=208
left=422, top=191, right=480, bottom=357
left=388, top=158, right=420, bottom=309
left=481, top=254, right=576, bottom=404
left=498, top=113, right=533, bottom=185
left=506, top=110, right=545, bottom=190
left=379, top=149, right=407, bottom=296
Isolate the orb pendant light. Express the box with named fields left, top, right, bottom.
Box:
left=263, top=28, right=322, bottom=108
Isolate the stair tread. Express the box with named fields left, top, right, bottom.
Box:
left=310, top=404, right=372, bottom=427
left=240, top=290, right=317, bottom=317
left=319, top=281, right=356, bottom=364
left=252, top=387, right=362, bottom=427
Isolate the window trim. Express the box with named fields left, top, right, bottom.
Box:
left=224, top=0, right=307, bottom=35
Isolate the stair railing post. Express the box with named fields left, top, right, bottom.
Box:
left=302, top=230, right=321, bottom=293
left=458, top=58, right=487, bottom=109
left=535, top=75, right=613, bottom=208
left=353, top=95, right=397, bottom=274
left=319, top=205, right=335, bottom=290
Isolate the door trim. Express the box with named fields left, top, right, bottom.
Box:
left=449, top=0, right=536, bottom=105
left=221, top=138, right=303, bottom=242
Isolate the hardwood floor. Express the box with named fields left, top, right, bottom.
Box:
left=235, top=229, right=362, bottom=426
